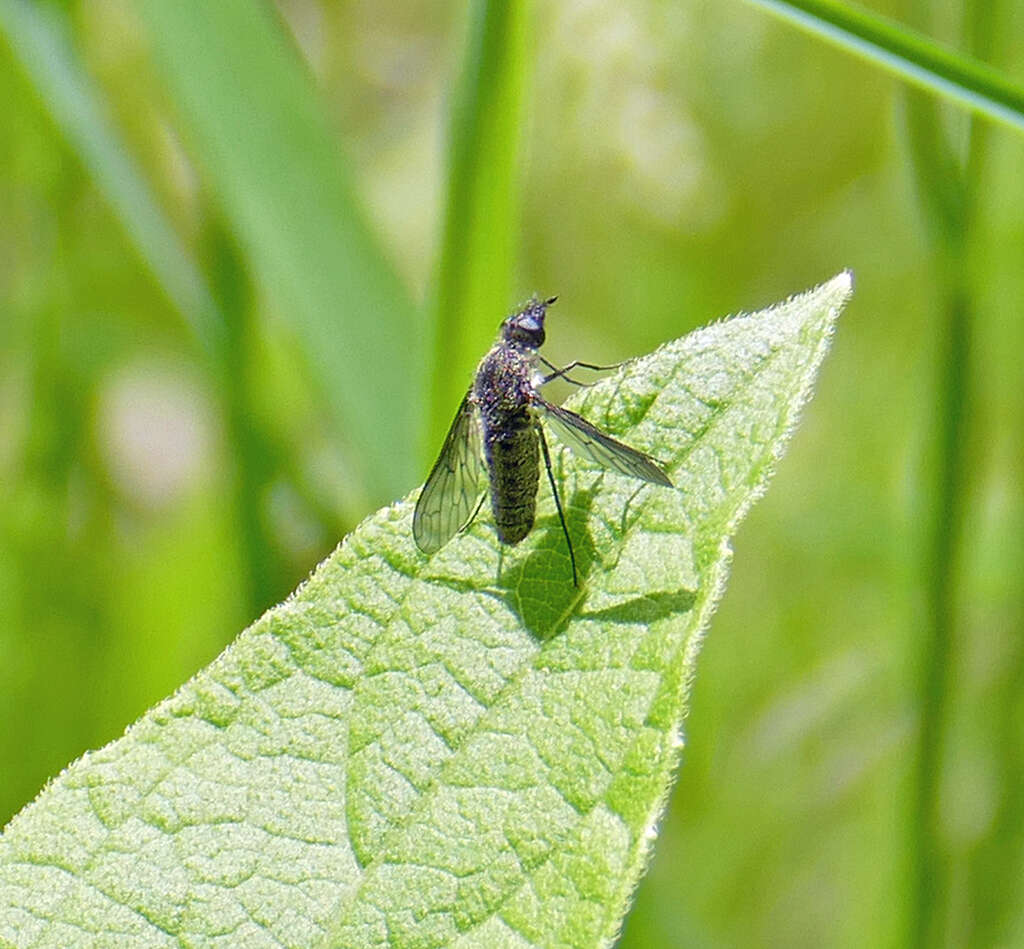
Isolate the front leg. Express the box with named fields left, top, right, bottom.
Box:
left=539, top=355, right=620, bottom=387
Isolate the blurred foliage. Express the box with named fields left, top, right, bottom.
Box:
left=1, top=0, right=1022, bottom=947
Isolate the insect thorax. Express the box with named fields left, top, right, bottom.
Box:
left=473, top=343, right=536, bottom=425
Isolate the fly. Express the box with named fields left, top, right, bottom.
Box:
left=413, top=295, right=672, bottom=586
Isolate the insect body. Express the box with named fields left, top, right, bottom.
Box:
left=473, top=307, right=547, bottom=545
left=413, top=296, right=672, bottom=585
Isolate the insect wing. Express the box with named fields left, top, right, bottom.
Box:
left=538, top=399, right=673, bottom=486
left=413, top=393, right=487, bottom=554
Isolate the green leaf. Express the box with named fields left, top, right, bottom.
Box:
left=747, top=0, right=1024, bottom=134
left=0, top=275, right=851, bottom=948
left=134, top=0, right=422, bottom=502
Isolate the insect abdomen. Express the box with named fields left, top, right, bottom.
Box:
left=486, top=413, right=539, bottom=545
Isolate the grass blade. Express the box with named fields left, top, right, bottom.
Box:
left=0, top=0, right=224, bottom=357
left=135, top=0, right=422, bottom=502
left=747, top=0, right=1024, bottom=133
left=428, top=0, right=532, bottom=452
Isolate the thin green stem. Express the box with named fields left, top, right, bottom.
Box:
left=204, top=219, right=292, bottom=617
left=909, top=283, right=970, bottom=949
left=961, top=24, right=1024, bottom=936
left=746, top=0, right=1024, bottom=133
left=902, top=2, right=991, bottom=944
left=428, top=0, right=530, bottom=455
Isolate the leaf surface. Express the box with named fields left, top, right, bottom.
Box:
left=0, top=275, right=851, bottom=948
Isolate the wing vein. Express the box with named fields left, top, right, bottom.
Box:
left=538, top=399, right=672, bottom=486
left=413, top=394, right=487, bottom=553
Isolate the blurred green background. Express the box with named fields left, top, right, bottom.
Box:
left=2, top=1, right=1022, bottom=946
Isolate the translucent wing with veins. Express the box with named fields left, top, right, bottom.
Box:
left=413, top=393, right=487, bottom=554
left=537, top=399, right=673, bottom=486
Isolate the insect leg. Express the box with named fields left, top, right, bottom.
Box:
left=537, top=422, right=578, bottom=587
left=459, top=493, right=487, bottom=536
left=562, top=359, right=621, bottom=371
left=539, top=356, right=620, bottom=387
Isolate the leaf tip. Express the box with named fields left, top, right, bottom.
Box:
left=829, top=268, right=854, bottom=299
